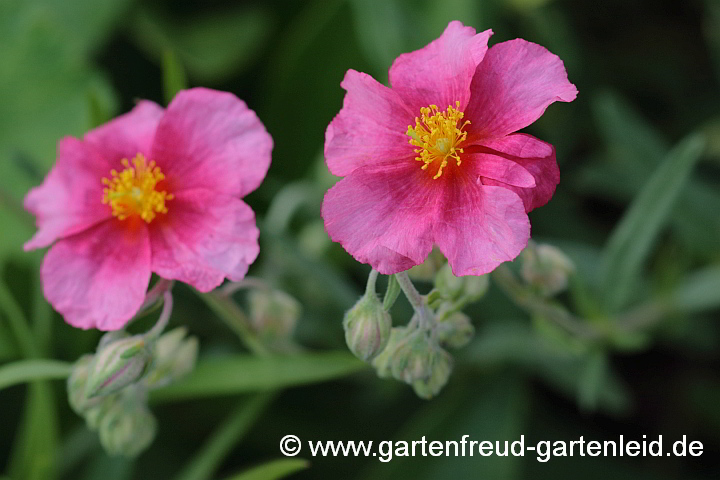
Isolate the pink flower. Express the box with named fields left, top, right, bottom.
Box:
left=322, top=21, right=577, bottom=276
left=24, top=88, right=273, bottom=330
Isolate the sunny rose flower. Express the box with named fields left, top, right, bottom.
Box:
left=322, top=21, right=577, bottom=276
left=24, top=88, right=272, bottom=330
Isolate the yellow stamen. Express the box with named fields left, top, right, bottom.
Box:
left=406, top=101, right=470, bottom=179
left=102, top=153, right=173, bottom=223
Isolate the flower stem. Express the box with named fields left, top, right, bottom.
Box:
left=140, top=278, right=174, bottom=312
left=492, top=265, right=600, bottom=340
left=145, top=291, right=174, bottom=341
left=395, top=272, right=433, bottom=330
left=365, top=269, right=379, bottom=296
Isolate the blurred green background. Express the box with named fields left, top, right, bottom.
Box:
left=2, top=0, right=720, bottom=478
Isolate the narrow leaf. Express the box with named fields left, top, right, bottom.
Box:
left=0, top=359, right=72, bottom=391
left=577, top=350, right=608, bottom=412
left=600, top=134, right=705, bottom=312
left=222, top=459, right=309, bottom=480
left=151, top=352, right=365, bottom=403
left=162, top=49, right=187, bottom=105
left=671, top=265, right=720, bottom=313
left=174, top=394, right=273, bottom=480
left=383, top=274, right=401, bottom=311
left=8, top=382, right=59, bottom=480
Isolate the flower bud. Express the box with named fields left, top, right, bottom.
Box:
left=84, top=392, right=122, bottom=430
left=389, top=329, right=434, bottom=384
left=98, top=396, right=157, bottom=457
left=85, top=335, right=151, bottom=399
left=97, top=330, right=130, bottom=351
left=435, top=312, right=475, bottom=349
left=521, top=243, right=575, bottom=297
left=412, top=346, right=453, bottom=399
left=249, top=289, right=301, bottom=340
left=434, top=264, right=489, bottom=303
left=371, top=327, right=406, bottom=378
left=143, top=327, right=199, bottom=389
left=67, top=355, right=98, bottom=414
left=343, top=291, right=391, bottom=361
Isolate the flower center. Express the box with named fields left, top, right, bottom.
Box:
left=406, top=101, right=470, bottom=179
left=102, top=153, right=173, bottom=223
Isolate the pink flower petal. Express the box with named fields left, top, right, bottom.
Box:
left=435, top=179, right=530, bottom=276
left=465, top=152, right=536, bottom=188
left=149, top=189, right=260, bottom=292
left=325, top=70, right=416, bottom=177
left=466, top=39, right=577, bottom=138
left=84, top=100, right=164, bottom=166
left=322, top=162, right=441, bottom=274
left=40, top=220, right=151, bottom=330
left=151, top=88, right=272, bottom=198
left=389, top=21, right=492, bottom=113
left=477, top=134, right=559, bottom=212
left=24, top=138, right=113, bottom=250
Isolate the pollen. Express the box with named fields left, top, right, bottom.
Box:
left=102, top=153, right=173, bottom=223
left=406, top=101, right=470, bottom=179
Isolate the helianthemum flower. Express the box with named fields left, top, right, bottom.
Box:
left=322, top=21, right=577, bottom=275
left=24, top=88, right=273, bottom=330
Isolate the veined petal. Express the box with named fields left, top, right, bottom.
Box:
left=151, top=88, right=272, bottom=198
left=24, top=137, right=113, bottom=250
left=84, top=100, right=164, bottom=166
left=321, top=162, right=440, bottom=274
left=434, top=178, right=530, bottom=276
left=389, top=21, right=492, bottom=113
left=477, top=134, right=559, bottom=212
left=466, top=39, right=577, bottom=138
left=150, top=189, right=260, bottom=292
left=465, top=152, right=536, bottom=188
left=325, top=70, right=416, bottom=177
left=40, top=220, right=151, bottom=331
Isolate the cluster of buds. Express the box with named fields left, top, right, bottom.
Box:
left=343, top=258, right=491, bottom=399
left=371, top=326, right=453, bottom=399
left=67, top=327, right=197, bottom=457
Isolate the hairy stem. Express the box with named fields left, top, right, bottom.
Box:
left=395, top=272, right=434, bottom=330
left=145, top=291, right=174, bottom=341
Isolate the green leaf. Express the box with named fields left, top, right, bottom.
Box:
left=465, top=319, right=631, bottom=415
left=0, top=278, right=39, bottom=358
left=0, top=359, right=72, bottom=391
left=174, top=394, right=273, bottom=480
left=600, top=134, right=705, bottom=312
left=382, top=274, right=401, bottom=311
left=577, top=350, right=608, bottom=412
left=8, top=382, right=59, bottom=480
left=222, top=459, right=309, bottom=480
left=670, top=265, right=720, bottom=313
left=131, top=5, right=273, bottom=83
left=584, top=92, right=720, bottom=258
left=358, top=375, right=527, bottom=480
left=162, top=49, right=188, bottom=106
left=151, top=352, right=366, bottom=402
